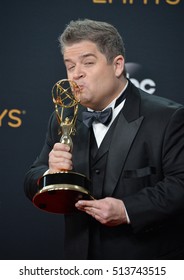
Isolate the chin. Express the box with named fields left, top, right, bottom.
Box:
left=79, top=96, right=91, bottom=107
left=80, top=101, right=90, bottom=108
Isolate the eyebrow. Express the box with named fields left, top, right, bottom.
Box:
left=64, top=53, right=96, bottom=63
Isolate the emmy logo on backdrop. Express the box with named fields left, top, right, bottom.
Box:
left=33, top=79, right=93, bottom=214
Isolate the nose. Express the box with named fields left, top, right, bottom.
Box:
left=72, top=65, right=85, bottom=80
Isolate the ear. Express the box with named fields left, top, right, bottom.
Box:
left=113, top=55, right=125, bottom=78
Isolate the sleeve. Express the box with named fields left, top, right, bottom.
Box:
left=24, top=112, right=59, bottom=200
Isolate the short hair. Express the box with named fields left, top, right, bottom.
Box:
left=59, top=19, right=126, bottom=65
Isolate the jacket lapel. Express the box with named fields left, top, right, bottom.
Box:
left=103, top=113, right=144, bottom=196
left=92, top=118, right=119, bottom=164
left=103, top=83, right=144, bottom=197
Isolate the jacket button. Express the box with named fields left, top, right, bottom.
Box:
left=95, top=169, right=100, bottom=174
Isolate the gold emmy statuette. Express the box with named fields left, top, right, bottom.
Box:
left=33, top=79, right=93, bottom=214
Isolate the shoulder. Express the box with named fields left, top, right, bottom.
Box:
left=138, top=87, right=184, bottom=118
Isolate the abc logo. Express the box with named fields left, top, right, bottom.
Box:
left=126, top=62, right=156, bottom=94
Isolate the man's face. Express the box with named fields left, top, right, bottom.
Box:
left=63, top=40, right=125, bottom=110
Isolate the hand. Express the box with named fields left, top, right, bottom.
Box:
left=75, top=197, right=128, bottom=227
left=48, top=143, right=73, bottom=173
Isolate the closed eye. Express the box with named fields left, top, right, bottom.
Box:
left=84, top=61, right=95, bottom=66
left=66, top=65, right=75, bottom=71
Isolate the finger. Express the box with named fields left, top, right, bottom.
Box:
left=76, top=199, right=97, bottom=208
left=49, top=147, right=72, bottom=168
left=50, top=149, right=72, bottom=159
left=52, top=161, right=73, bottom=170
left=53, top=143, right=70, bottom=152
left=85, top=208, right=99, bottom=220
left=76, top=202, right=101, bottom=220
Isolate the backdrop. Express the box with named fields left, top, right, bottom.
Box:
left=0, top=0, right=183, bottom=259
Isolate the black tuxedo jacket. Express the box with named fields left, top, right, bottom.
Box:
left=24, top=82, right=184, bottom=259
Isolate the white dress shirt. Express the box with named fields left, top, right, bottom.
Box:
left=91, top=81, right=128, bottom=147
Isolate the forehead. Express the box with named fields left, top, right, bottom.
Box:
left=63, top=40, right=101, bottom=59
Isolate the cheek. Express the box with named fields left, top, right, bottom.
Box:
left=90, top=70, right=109, bottom=87
left=96, top=73, right=115, bottom=91
left=66, top=72, right=72, bottom=80
left=90, top=70, right=114, bottom=93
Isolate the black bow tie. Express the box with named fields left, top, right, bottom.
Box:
left=82, top=107, right=113, bottom=128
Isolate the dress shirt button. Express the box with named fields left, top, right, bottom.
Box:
left=95, top=169, right=100, bottom=174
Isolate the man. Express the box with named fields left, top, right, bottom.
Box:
left=24, top=19, right=184, bottom=259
